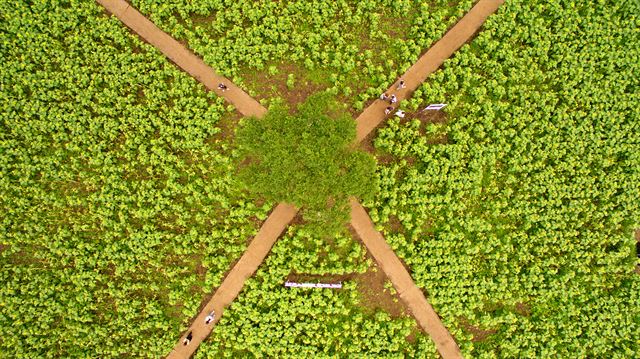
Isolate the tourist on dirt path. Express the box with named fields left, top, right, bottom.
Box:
left=397, top=80, right=406, bottom=90
left=380, top=93, right=389, bottom=101
left=218, top=83, right=228, bottom=92
left=385, top=106, right=394, bottom=115
left=395, top=110, right=405, bottom=118
left=205, top=311, right=216, bottom=324
left=389, top=94, right=397, bottom=104
left=183, top=332, right=193, bottom=346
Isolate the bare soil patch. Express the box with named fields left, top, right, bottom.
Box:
left=459, top=317, right=497, bottom=342
left=207, top=110, right=242, bottom=146
left=515, top=302, right=531, bottom=317
left=289, top=212, right=306, bottom=227
left=355, top=262, right=408, bottom=318
left=410, top=107, right=448, bottom=125
left=239, top=62, right=329, bottom=107
left=386, top=215, right=406, bottom=234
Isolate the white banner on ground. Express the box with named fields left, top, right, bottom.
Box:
left=284, top=281, right=342, bottom=289
left=423, top=103, right=447, bottom=111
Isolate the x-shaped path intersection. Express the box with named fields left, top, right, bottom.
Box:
left=97, top=1, right=504, bottom=357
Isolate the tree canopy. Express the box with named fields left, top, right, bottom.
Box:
left=235, top=93, right=377, bottom=235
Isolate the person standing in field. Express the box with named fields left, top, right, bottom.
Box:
left=389, top=94, right=397, bottom=104
left=218, top=83, right=228, bottom=92
left=380, top=93, right=389, bottom=101
left=397, top=80, right=406, bottom=90
left=385, top=106, right=394, bottom=115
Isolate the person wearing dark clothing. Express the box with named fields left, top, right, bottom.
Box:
left=183, top=331, right=193, bottom=346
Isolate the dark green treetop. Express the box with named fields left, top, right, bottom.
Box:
left=235, top=93, right=377, bottom=236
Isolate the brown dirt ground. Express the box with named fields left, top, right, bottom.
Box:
left=355, top=262, right=408, bottom=318
left=405, top=109, right=450, bottom=145
left=239, top=62, right=329, bottom=107
left=410, top=107, right=448, bottom=125
left=515, top=302, right=531, bottom=317
left=386, top=215, right=406, bottom=234
left=208, top=110, right=243, bottom=146
left=288, top=212, right=306, bottom=227
left=405, top=328, right=419, bottom=344
left=460, top=317, right=497, bottom=342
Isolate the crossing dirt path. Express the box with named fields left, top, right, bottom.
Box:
left=96, top=0, right=503, bottom=357
left=350, top=199, right=462, bottom=359
left=165, top=203, right=298, bottom=359
left=96, top=0, right=266, bottom=118
left=355, top=0, right=505, bottom=142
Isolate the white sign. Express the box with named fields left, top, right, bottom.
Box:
left=284, top=281, right=342, bottom=289
left=423, top=103, right=447, bottom=111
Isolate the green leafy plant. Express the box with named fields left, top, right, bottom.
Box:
left=371, top=1, right=640, bottom=357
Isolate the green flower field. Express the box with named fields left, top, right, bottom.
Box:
left=1, top=0, right=638, bottom=357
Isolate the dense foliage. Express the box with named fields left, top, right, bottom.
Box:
left=372, top=0, right=640, bottom=357
left=129, top=0, right=473, bottom=108
left=195, top=225, right=439, bottom=358
left=0, top=1, right=266, bottom=357
left=235, top=93, right=377, bottom=236
left=3, top=0, right=638, bottom=357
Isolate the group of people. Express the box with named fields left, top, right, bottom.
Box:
left=182, top=310, right=216, bottom=346
left=219, top=78, right=408, bottom=118
left=380, top=80, right=406, bottom=118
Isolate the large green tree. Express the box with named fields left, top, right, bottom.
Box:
left=235, top=93, right=377, bottom=235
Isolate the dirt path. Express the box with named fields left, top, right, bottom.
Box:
left=96, top=0, right=266, bottom=118
left=355, top=0, right=504, bottom=142
left=349, top=199, right=462, bottom=359
left=165, top=203, right=298, bottom=359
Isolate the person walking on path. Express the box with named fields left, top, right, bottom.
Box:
left=397, top=80, right=406, bottom=90
left=385, top=106, right=394, bottom=115
left=380, top=93, right=389, bottom=101
left=183, top=332, right=193, bottom=346
left=218, top=83, right=228, bottom=92
left=205, top=311, right=216, bottom=325
left=389, top=94, right=397, bottom=104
